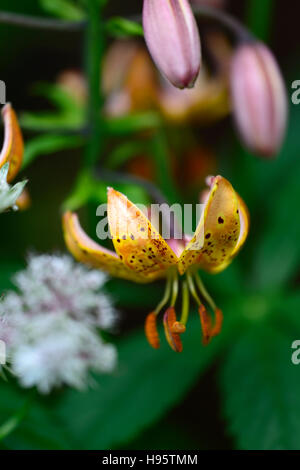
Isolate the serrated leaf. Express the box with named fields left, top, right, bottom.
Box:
left=220, top=325, right=300, bottom=450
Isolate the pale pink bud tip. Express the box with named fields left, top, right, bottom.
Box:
left=230, top=42, right=288, bottom=158
left=143, top=0, right=201, bottom=89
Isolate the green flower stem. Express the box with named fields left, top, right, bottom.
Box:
left=180, top=281, right=190, bottom=326
left=64, top=1, right=106, bottom=213
left=170, top=270, right=179, bottom=308
left=154, top=275, right=172, bottom=315
left=151, top=131, right=181, bottom=205
left=84, top=0, right=105, bottom=170
left=194, top=272, right=217, bottom=312
left=246, top=0, right=274, bottom=43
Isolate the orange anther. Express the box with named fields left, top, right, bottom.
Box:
left=210, top=308, right=223, bottom=338
left=171, top=321, right=186, bottom=334
left=145, top=312, right=160, bottom=349
left=163, top=307, right=183, bottom=353
left=198, top=305, right=212, bottom=346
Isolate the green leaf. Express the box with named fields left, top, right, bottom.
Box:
left=39, top=0, right=85, bottom=21
left=20, top=84, right=85, bottom=132
left=0, top=382, right=72, bottom=450
left=55, top=313, right=236, bottom=449
left=23, top=134, right=84, bottom=169
left=249, top=166, right=300, bottom=289
left=220, top=325, right=300, bottom=450
left=33, top=83, right=84, bottom=114
left=105, top=112, right=162, bottom=136
left=62, top=171, right=107, bottom=211
left=106, top=17, right=144, bottom=38
left=106, top=141, right=149, bottom=170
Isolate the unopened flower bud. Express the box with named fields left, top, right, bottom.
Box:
left=230, top=42, right=288, bottom=157
left=143, top=0, right=201, bottom=89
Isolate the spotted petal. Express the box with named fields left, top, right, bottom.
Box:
left=107, top=188, right=178, bottom=279
left=178, top=176, right=241, bottom=274
left=63, top=211, right=156, bottom=283
left=0, top=104, right=24, bottom=182
left=218, top=193, right=250, bottom=271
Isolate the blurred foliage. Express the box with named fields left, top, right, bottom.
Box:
left=0, top=0, right=300, bottom=452
left=39, top=0, right=86, bottom=21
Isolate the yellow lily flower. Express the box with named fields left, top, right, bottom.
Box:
left=0, top=103, right=24, bottom=182
left=63, top=175, right=249, bottom=352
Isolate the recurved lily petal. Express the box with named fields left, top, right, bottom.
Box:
left=215, top=193, right=249, bottom=272
left=178, top=176, right=241, bottom=274
left=143, top=0, right=201, bottom=89
left=107, top=188, right=178, bottom=279
left=0, top=104, right=24, bottom=182
left=230, top=194, right=249, bottom=258
left=63, top=211, right=154, bottom=283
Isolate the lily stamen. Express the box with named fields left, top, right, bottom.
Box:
left=170, top=269, right=179, bottom=308
left=186, top=270, right=212, bottom=344
left=186, top=270, right=202, bottom=307
left=145, top=273, right=173, bottom=349
left=163, top=307, right=184, bottom=353
left=180, top=280, right=189, bottom=327
left=194, top=272, right=217, bottom=312
left=154, top=274, right=172, bottom=315
left=194, top=272, right=223, bottom=339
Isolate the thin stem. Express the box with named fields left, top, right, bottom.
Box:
left=194, top=272, right=217, bottom=312
left=0, top=11, right=85, bottom=31
left=170, top=270, right=179, bottom=307
left=154, top=275, right=172, bottom=315
left=129, top=5, right=254, bottom=44
left=192, top=5, right=254, bottom=43
left=84, top=0, right=105, bottom=169
left=186, top=271, right=202, bottom=306
left=180, top=281, right=190, bottom=326
left=151, top=130, right=181, bottom=206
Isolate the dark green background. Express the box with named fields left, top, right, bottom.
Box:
left=0, top=0, right=300, bottom=450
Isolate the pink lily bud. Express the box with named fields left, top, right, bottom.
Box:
left=142, top=0, right=201, bottom=89
left=230, top=42, right=288, bottom=158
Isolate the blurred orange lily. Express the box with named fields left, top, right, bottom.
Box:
left=63, top=176, right=249, bottom=352
left=0, top=103, right=24, bottom=182
left=59, top=37, right=231, bottom=126
left=0, top=103, right=27, bottom=211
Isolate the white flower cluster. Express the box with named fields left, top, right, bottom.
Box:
left=0, top=163, right=27, bottom=213
left=0, top=254, right=118, bottom=394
